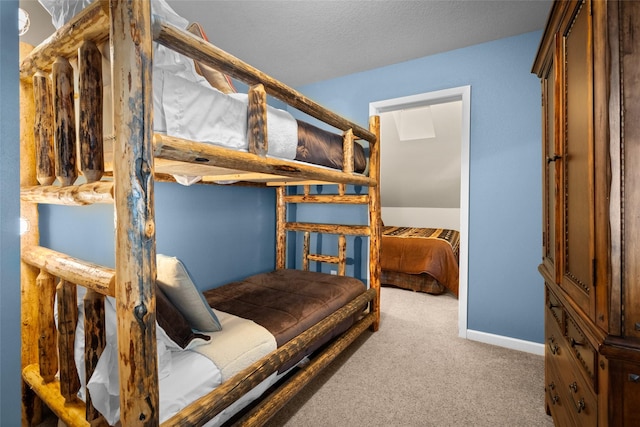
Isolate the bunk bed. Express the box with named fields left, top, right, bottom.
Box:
left=380, top=226, right=459, bottom=296
left=18, top=1, right=381, bottom=426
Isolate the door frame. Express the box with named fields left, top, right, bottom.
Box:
left=370, top=85, right=471, bottom=338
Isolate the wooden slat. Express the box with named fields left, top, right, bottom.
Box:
left=83, top=290, right=107, bottom=424
left=32, top=71, right=55, bottom=185
left=236, top=312, right=376, bottom=426
left=52, top=56, right=77, bottom=187
left=37, top=271, right=58, bottom=382
left=283, top=194, right=369, bottom=204
left=110, top=0, right=159, bottom=424
left=78, top=40, right=104, bottom=183
left=200, top=172, right=291, bottom=183
left=276, top=186, right=287, bottom=269
left=265, top=180, right=337, bottom=187
left=153, top=134, right=376, bottom=187
left=22, top=364, right=89, bottom=427
left=56, top=280, right=80, bottom=402
left=307, top=253, right=340, bottom=264
left=248, top=84, right=268, bottom=156
left=153, top=22, right=376, bottom=143
left=21, top=181, right=114, bottom=205
left=19, top=0, right=110, bottom=80
left=162, top=288, right=375, bottom=426
left=21, top=246, right=115, bottom=297
left=284, top=222, right=370, bottom=236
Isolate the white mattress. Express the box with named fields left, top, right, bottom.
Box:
left=78, top=292, right=280, bottom=425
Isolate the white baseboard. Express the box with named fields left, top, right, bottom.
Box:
left=466, top=329, right=545, bottom=356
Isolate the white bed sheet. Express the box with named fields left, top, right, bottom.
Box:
left=83, top=296, right=280, bottom=425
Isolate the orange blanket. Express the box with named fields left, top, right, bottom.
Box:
left=380, top=227, right=460, bottom=296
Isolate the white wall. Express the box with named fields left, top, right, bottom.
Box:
left=380, top=100, right=462, bottom=212
left=382, top=207, right=460, bottom=230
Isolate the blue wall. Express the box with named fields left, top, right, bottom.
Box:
left=0, top=1, right=21, bottom=424
left=41, top=182, right=276, bottom=292
left=292, top=31, right=544, bottom=343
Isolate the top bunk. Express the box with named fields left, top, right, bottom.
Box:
left=19, top=0, right=379, bottom=195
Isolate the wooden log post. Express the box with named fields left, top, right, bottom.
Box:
left=368, top=116, right=381, bottom=331
left=110, top=1, right=158, bottom=425
left=338, top=234, right=347, bottom=276
left=37, top=270, right=58, bottom=382
left=248, top=83, right=268, bottom=156
left=342, top=128, right=354, bottom=174
left=20, top=41, right=44, bottom=427
left=78, top=40, right=104, bottom=183
left=83, top=290, right=107, bottom=424
left=32, top=71, right=56, bottom=185
left=276, top=186, right=286, bottom=269
left=303, top=231, right=310, bottom=271
left=56, top=279, right=80, bottom=402
left=52, top=56, right=77, bottom=186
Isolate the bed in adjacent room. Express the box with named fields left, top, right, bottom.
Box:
left=380, top=226, right=460, bottom=296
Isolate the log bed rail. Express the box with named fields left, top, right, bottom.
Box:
left=19, top=1, right=381, bottom=426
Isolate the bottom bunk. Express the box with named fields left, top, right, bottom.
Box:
left=23, top=255, right=376, bottom=426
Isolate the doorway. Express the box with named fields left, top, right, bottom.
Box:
left=370, top=85, right=471, bottom=338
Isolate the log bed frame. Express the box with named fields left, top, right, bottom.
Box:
left=18, top=1, right=381, bottom=426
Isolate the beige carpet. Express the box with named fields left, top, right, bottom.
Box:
left=264, top=286, right=554, bottom=427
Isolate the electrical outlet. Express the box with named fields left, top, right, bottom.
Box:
left=330, top=270, right=337, bottom=275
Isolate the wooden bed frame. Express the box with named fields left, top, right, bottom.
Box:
left=18, top=1, right=381, bottom=426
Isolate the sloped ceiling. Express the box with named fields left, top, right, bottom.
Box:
left=20, top=0, right=551, bottom=86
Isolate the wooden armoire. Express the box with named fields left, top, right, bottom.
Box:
left=532, top=0, right=640, bottom=425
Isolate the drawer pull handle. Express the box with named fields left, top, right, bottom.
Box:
left=568, top=382, right=585, bottom=414
left=546, top=382, right=559, bottom=405
left=629, top=374, right=640, bottom=383
left=547, top=337, right=559, bottom=355
left=548, top=301, right=560, bottom=309
left=546, top=154, right=562, bottom=164
left=570, top=337, right=584, bottom=348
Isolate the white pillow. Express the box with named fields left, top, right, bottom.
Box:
left=156, top=254, right=222, bottom=332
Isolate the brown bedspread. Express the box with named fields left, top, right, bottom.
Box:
left=203, top=269, right=366, bottom=348
left=295, top=120, right=367, bottom=173
left=381, top=227, right=460, bottom=296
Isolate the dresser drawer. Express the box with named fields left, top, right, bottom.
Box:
left=561, top=366, right=598, bottom=427
left=545, top=305, right=598, bottom=427
left=565, top=314, right=597, bottom=388
left=545, top=358, right=576, bottom=427
left=545, top=286, right=564, bottom=329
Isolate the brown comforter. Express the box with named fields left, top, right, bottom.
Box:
left=381, top=227, right=460, bottom=296
left=295, top=120, right=367, bottom=173
left=203, top=269, right=366, bottom=369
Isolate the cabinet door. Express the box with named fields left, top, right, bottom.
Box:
left=541, top=55, right=559, bottom=281
left=558, top=0, right=596, bottom=318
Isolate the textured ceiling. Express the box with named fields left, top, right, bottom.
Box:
left=20, top=0, right=552, bottom=86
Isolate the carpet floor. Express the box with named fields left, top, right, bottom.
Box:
left=264, top=286, right=554, bottom=427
